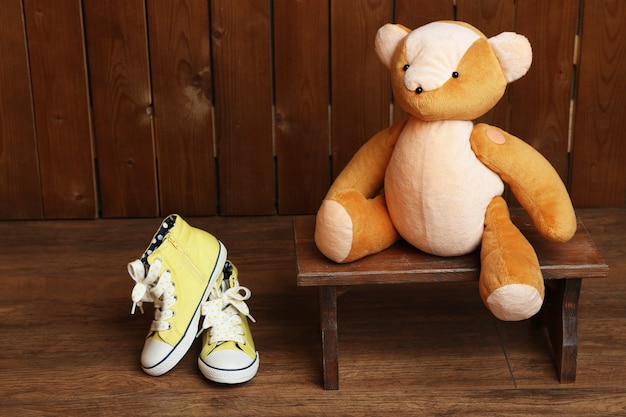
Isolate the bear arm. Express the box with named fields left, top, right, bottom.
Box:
left=470, top=123, right=576, bottom=242
left=326, top=118, right=408, bottom=200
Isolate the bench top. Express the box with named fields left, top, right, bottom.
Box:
left=294, top=214, right=608, bottom=287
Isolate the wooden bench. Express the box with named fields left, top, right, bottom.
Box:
left=294, top=213, right=608, bottom=390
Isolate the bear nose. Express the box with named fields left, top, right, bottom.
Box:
left=404, top=61, right=449, bottom=93
left=404, top=69, right=427, bottom=94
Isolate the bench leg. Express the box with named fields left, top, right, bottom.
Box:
left=319, top=286, right=339, bottom=390
left=541, top=278, right=582, bottom=383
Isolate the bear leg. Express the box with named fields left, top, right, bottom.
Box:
left=315, top=191, right=399, bottom=263
left=479, top=196, right=544, bottom=321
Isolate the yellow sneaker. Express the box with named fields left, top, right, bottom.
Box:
left=197, top=261, right=259, bottom=384
left=128, top=214, right=226, bottom=376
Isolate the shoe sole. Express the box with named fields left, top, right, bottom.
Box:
left=198, top=352, right=259, bottom=384
left=142, top=241, right=227, bottom=376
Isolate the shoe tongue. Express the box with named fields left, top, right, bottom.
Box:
left=215, top=341, right=239, bottom=351
left=148, top=331, right=167, bottom=344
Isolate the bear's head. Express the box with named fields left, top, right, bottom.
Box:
left=375, top=21, right=532, bottom=121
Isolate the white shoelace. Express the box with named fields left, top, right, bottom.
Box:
left=128, top=258, right=177, bottom=332
left=197, top=280, right=256, bottom=343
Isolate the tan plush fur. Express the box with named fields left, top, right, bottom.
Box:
left=314, top=21, right=576, bottom=321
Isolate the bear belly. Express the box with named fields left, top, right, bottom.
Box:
left=385, top=119, right=504, bottom=256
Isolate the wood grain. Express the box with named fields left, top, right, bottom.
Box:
left=294, top=215, right=608, bottom=286
left=330, top=0, right=392, bottom=178
left=211, top=0, right=274, bottom=215
left=274, top=0, right=331, bottom=215
left=511, top=0, right=577, bottom=181
left=147, top=0, right=217, bottom=216
left=23, top=0, right=96, bottom=219
left=3, top=389, right=626, bottom=417
left=295, top=211, right=607, bottom=387
left=395, top=0, right=454, bottom=29
left=0, top=2, right=626, bottom=219
left=0, top=209, right=624, bottom=415
left=0, top=0, right=42, bottom=219
left=571, top=0, right=626, bottom=206
left=84, top=0, right=157, bottom=217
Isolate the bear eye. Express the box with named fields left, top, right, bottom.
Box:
left=452, top=71, right=459, bottom=78
left=415, top=87, right=423, bottom=94
left=403, top=64, right=410, bottom=71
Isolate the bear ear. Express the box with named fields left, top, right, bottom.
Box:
left=375, top=24, right=411, bottom=69
left=488, top=32, right=533, bottom=83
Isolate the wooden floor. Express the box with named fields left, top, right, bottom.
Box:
left=1, top=209, right=626, bottom=416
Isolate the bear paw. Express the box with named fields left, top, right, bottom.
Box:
left=314, top=199, right=353, bottom=263
left=485, top=283, right=543, bottom=321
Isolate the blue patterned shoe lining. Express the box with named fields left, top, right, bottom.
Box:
left=141, top=215, right=177, bottom=265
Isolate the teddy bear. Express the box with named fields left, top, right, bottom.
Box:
left=314, top=20, right=577, bottom=321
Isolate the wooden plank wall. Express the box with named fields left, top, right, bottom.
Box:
left=0, top=0, right=624, bottom=219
